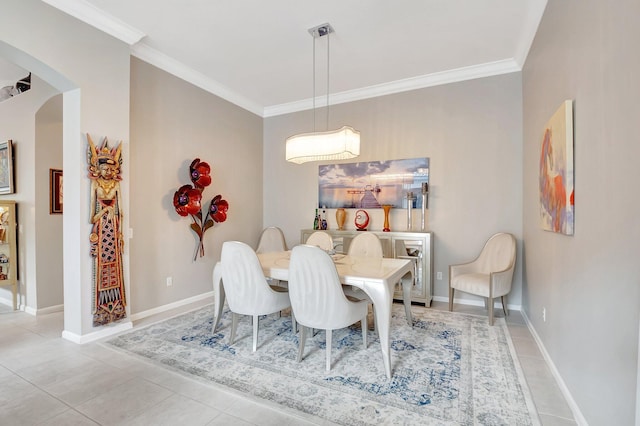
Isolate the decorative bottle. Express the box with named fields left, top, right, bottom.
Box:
left=313, top=208, right=319, bottom=230
left=321, top=209, right=328, bottom=230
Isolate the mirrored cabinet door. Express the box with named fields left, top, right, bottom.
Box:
left=301, top=229, right=433, bottom=305
left=0, top=201, right=17, bottom=310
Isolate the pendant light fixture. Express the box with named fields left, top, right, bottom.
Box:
left=285, top=23, right=360, bottom=164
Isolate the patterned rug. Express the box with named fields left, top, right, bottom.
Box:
left=104, top=304, right=539, bottom=425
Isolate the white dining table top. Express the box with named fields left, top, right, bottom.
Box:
left=257, top=251, right=412, bottom=285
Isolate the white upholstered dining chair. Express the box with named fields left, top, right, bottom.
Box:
left=288, top=245, right=369, bottom=371
left=305, top=231, right=333, bottom=251
left=347, top=232, right=384, bottom=258
left=343, top=233, right=379, bottom=325
left=220, top=241, right=295, bottom=351
left=256, top=226, right=287, bottom=253
left=448, top=232, right=516, bottom=325
left=256, top=226, right=288, bottom=288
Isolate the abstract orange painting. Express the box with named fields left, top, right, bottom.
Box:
left=539, top=100, right=574, bottom=235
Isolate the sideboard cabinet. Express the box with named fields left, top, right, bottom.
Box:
left=0, top=201, right=17, bottom=310
left=300, top=229, right=433, bottom=306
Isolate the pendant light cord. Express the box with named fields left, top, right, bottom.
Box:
left=310, top=25, right=332, bottom=133
left=326, top=31, right=330, bottom=131
left=312, top=34, right=316, bottom=132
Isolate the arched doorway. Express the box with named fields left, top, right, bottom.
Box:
left=0, top=40, right=84, bottom=337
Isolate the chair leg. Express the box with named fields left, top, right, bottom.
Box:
left=372, top=305, right=378, bottom=335
left=252, top=315, right=259, bottom=352
left=449, top=287, right=454, bottom=311
left=501, top=296, right=508, bottom=316
left=291, top=311, right=297, bottom=334
left=230, top=312, right=239, bottom=345
left=361, top=315, right=367, bottom=349
left=297, top=326, right=307, bottom=362
left=489, top=298, right=494, bottom=326
left=326, top=329, right=333, bottom=371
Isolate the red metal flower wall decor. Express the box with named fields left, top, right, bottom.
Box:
left=173, top=159, right=229, bottom=261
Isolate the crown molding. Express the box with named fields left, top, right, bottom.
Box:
left=41, top=0, right=145, bottom=45
left=263, top=58, right=522, bottom=118
left=40, top=0, right=535, bottom=119
left=513, top=0, right=548, bottom=67
left=131, top=43, right=264, bottom=117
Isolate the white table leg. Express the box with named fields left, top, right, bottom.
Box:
left=401, top=270, right=413, bottom=326
left=212, top=262, right=225, bottom=333
left=365, top=282, right=394, bottom=379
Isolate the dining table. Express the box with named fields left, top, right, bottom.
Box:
left=212, top=251, right=415, bottom=379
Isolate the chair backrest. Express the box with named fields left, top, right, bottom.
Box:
left=221, top=241, right=285, bottom=315
left=348, top=232, right=383, bottom=258
left=256, top=227, right=287, bottom=253
left=288, top=245, right=353, bottom=330
left=475, top=233, right=516, bottom=273
left=305, top=231, right=333, bottom=251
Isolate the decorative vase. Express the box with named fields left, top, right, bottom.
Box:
left=336, top=208, right=346, bottom=230
left=406, top=192, right=416, bottom=231
left=421, top=182, right=429, bottom=231
left=382, top=205, right=392, bottom=232
left=354, top=209, right=369, bottom=231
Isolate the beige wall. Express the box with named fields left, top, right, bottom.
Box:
left=523, top=0, right=640, bottom=424
left=264, top=73, right=524, bottom=305
left=35, top=94, right=63, bottom=309
left=0, top=76, right=59, bottom=309
left=129, top=58, right=264, bottom=313
left=0, top=0, right=131, bottom=337
left=3, top=1, right=638, bottom=420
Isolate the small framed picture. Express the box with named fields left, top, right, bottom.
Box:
left=0, top=140, right=15, bottom=195
left=50, top=168, right=63, bottom=214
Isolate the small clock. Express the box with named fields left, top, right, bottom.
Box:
left=354, top=209, right=369, bottom=231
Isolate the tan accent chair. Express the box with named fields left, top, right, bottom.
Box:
left=449, top=233, right=516, bottom=325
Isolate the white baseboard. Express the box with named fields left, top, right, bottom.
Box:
left=36, top=304, right=64, bottom=315
left=0, top=295, right=64, bottom=316
left=0, top=295, right=17, bottom=309
left=22, top=304, right=64, bottom=316
left=129, top=291, right=214, bottom=322
left=62, top=321, right=133, bottom=344
left=15, top=293, right=212, bottom=344
left=520, top=310, right=587, bottom=425
left=431, top=295, right=522, bottom=311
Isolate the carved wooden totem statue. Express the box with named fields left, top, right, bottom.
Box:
left=87, top=134, right=126, bottom=326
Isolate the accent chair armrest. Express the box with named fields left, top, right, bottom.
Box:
left=489, top=266, right=515, bottom=298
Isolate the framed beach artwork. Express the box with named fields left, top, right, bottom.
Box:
left=539, top=100, right=574, bottom=235
left=49, top=168, right=63, bottom=214
left=0, top=140, right=14, bottom=195
left=318, top=158, right=429, bottom=209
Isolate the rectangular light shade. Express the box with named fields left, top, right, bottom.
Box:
left=286, top=126, right=360, bottom=164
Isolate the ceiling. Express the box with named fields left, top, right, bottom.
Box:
left=0, top=58, right=29, bottom=89
left=37, top=0, right=547, bottom=117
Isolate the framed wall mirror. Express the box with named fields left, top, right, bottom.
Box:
left=0, top=140, right=15, bottom=195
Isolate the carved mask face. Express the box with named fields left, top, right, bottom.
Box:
left=98, top=163, right=116, bottom=179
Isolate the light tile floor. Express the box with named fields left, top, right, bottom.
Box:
left=0, top=300, right=577, bottom=425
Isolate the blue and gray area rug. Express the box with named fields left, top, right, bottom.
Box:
left=105, top=305, right=539, bottom=425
